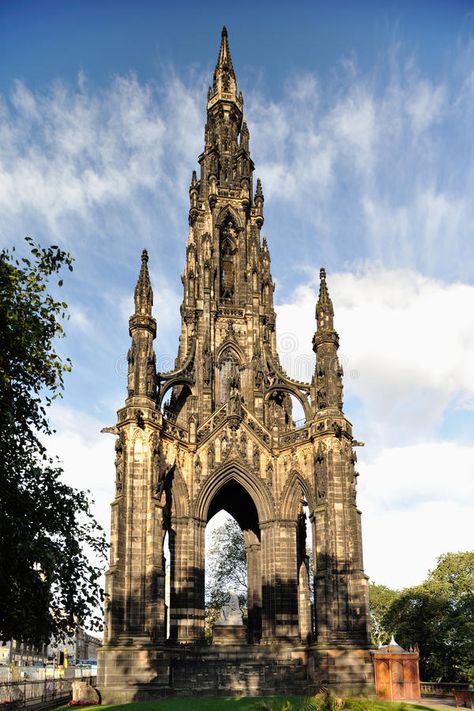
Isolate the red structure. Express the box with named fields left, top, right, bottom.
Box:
left=371, top=638, right=420, bottom=701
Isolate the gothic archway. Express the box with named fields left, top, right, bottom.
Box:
left=194, top=462, right=276, bottom=644
left=195, top=459, right=276, bottom=524
left=280, top=469, right=316, bottom=643
left=205, top=481, right=261, bottom=643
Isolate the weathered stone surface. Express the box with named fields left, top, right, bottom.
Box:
left=71, top=680, right=100, bottom=704
left=213, top=624, right=247, bottom=645
left=98, top=26, right=375, bottom=700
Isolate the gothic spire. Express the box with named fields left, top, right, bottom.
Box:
left=316, top=267, right=334, bottom=331
left=128, top=250, right=157, bottom=401
left=134, top=249, right=153, bottom=316
left=209, top=26, right=239, bottom=104
left=313, top=268, right=343, bottom=412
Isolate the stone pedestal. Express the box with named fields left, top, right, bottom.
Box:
left=213, top=624, right=247, bottom=645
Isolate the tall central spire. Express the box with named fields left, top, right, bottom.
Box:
left=213, top=26, right=235, bottom=91
left=208, top=26, right=242, bottom=109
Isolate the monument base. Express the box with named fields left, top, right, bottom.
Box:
left=98, top=640, right=375, bottom=703
left=213, top=624, right=247, bottom=645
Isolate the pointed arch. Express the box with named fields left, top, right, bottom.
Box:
left=131, top=428, right=146, bottom=460
left=159, top=376, right=194, bottom=406
left=280, top=468, right=316, bottom=520
left=265, top=384, right=312, bottom=422
left=194, top=459, right=275, bottom=524
left=215, top=204, right=243, bottom=230
left=215, top=341, right=245, bottom=366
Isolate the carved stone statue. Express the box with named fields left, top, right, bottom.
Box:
left=253, top=444, right=260, bottom=474
left=214, top=591, right=243, bottom=626
left=227, top=374, right=242, bottom=418
left=208, top=442, right=215, bottom=471
left=146, top=353, right=156, bottom=399
left=195, top=455, right=202, bottom=482
left=114, top=432, right=125, bottom=494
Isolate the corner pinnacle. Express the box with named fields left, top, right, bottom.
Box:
left=134, top=248, right=153, bottom=316
left=316, top=266, right=334, bottom=325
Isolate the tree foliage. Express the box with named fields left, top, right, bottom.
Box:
left=205, top=517, right=247, bottom=640
left=384, top=551, right=474, bottom=682
left=368, top=552, right=474, bottom=682
left=368, top=582, right=400, bottom=647
left=0, top=238, right=107, bottom=645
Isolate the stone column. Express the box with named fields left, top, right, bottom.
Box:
left=298, top=559, right=312, bottom=643
left=245, top=533, right=262, bottom=643
left=144, top=499, right=166, bottom=642
left=275, top=520, right=299, bottom=640
left=169, top=516, right=205, bottom=643
left=261, top=520, right=300, bottom=642
left=260, top=522, right=276, bottom=641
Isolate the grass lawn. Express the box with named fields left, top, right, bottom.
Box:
left=56, top=699, right=440, bottom=711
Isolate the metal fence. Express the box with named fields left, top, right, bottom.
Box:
left=0, top=675, right=97, bottom=707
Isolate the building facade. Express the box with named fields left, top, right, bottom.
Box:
left=98, top=28, right=374, bottom=701
left=0, top=629, right=100, bottom=670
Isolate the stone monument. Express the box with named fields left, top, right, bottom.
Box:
left=97, top=27, right=375, bottom=701
left=213, top=591, right=246, bottom=645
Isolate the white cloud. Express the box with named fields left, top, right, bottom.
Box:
left=49, top=405, right=114, bottom=537
left=276, top=264, right=474, bottom=445
left=404, top=79, right=446, bottom=135
left=276, top=264, right=474, bottom=586
left=358, top=441, right=474, bottom=589
left=0, top=73, right=203, bottom=239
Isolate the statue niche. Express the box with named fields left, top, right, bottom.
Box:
left=219, top=350, right=241, bottom=405
left=219, top=217, right=237, bottom=302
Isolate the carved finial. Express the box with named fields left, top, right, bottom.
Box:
left=316, top=266, right=334, bottom=329
left=255, top=178, right=264, bottom=228
left=240, top=121, right=249, bottom=150
left=134, top=249, right=153, bottom=316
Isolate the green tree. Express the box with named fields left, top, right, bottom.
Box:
left=205, top=517, right=247, bottom=640
left=368, top=582, right=400, bottom=647
left=0, top=238, right=107, bottom=646
left=385, top=551, right=474, bottom=682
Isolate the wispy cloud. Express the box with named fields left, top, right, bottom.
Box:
left=247, top=49, right=474, bottom=280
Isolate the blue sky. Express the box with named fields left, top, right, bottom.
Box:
left=1, top=0, right=473, bottom=590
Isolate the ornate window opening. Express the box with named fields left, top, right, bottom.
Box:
left=219, top=351, right=240, bottom=404
left=219, top=217, right=237, bottom=301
